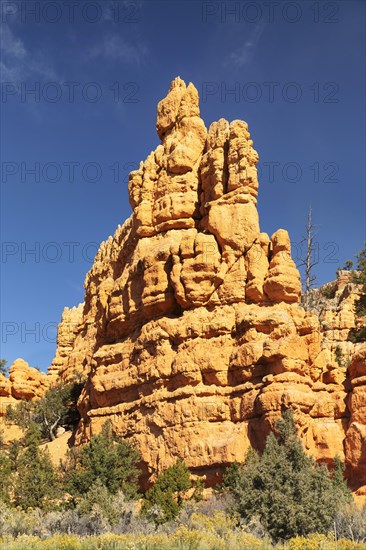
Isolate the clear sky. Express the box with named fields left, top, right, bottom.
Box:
left=1, top=0, right=365, bottom=371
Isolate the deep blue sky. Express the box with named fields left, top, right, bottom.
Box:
left=1, top=0, right=365, bottom=371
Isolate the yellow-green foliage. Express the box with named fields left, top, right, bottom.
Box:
left=1, top=532, right=366, bottom=550
left=287, top=533, right=366, bottom=550
left=189, top=511, right=238, bottom=534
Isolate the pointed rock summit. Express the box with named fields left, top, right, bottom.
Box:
left=128, top=77, right=301, bottom=309
left=42, top=79, right=366, bottom=496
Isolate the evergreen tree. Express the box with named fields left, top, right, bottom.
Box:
left=352, top=243, right=366, bottom=283
left=0, top=359, right=8, bottom=376
left=7, top=380, right=83, bottom=441
left=142, top=459, right=191, bottom=524
left=347, top=244, right=366, bottom=342
left=333, top=455, right=352, bottom=504
left=223, top=410, right=352, bottom=542
left=77, top=478, right=121, bottom=525
left=0, top=450, right=12, bottom=503
left=65, top=421, right=140, bottom=501
left=13, top=424, right=59, bottom=510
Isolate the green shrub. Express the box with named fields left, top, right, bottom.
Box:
left=321, top=285, right=336, bottom=299
left=348, top=327, right=366, bottom=344
left=334, top=346, right=349, bottom=368
left=13, top=425, right=60, bottom=510
left=335, top=502, right=366, bottom=543
left=65, top=421, right=140, bottom=501
left=0, top=497, right=366, bottom=548
left=355, top=295, right=366, bottom=317
left=0, top=451, right=12, bottom=503
left=142, top=459, right=191, bottom=524
left=77, top=480, right=124, bottom=527
left=6, top=380, right=83, bottom=442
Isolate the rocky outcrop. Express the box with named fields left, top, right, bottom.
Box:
left=8, top=358, right=48, bottom=400
left=20, top=77, right=361, bottom=499
left=346, top=344, right=366, bottom=486
left=48, top=304, right=84, bottom=383
left=0, top=358, right=48, bottom=422
left=311, top=271, right=362, bottom=371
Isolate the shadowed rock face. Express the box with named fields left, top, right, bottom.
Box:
left=45, top=78, right=365, bottom=497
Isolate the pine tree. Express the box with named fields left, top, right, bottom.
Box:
left=65, top=421, right=140, bottom=501
left=348, top=243, right=366, bottom=341
left=13, top=425, right=59, bottom=510
left=0, top=450, right=12, bottom=503
left=352, top=243, right=366, bottom=283
left=7, top=380, right=83, bottom=442
left=223, top=410, right=352, bottom=542
left=142, top=459, right=191, bottom=524
left=0, top=359, right=8, bottom=376
left=333, top=455, right=352, bottom=505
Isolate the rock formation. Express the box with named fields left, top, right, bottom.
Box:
left=48, top=304, right=84, bottom=383
left=347, top=344, right=366, bottom=495
left=0, top=358, right=48, bottom=407
left=4, top=78, right=365, bottom=499
left=41, top=77, right=363, bottom=496
left=0, top=359, right=48, bottom=443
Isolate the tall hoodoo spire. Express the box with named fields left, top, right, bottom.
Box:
left=47, top=79, right=364, bottom=493
left=128, top=77, right=301, bottom=306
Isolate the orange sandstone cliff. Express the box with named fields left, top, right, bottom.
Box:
left=6, top=78, right=366, bottom=498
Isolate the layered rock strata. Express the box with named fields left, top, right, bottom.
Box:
left=7, top=78, right=364, bottom=496
left=48, top=304, right=84, bottom=383
left=0, top=358, right=48, bottom=419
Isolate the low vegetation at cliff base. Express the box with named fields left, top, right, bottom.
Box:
left=65, top=421, right=140, bottom=502
left=1, top=406, right=365, bottom=548
left=142, top=459, right=192, bottom=524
